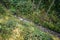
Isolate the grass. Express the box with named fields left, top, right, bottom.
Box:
left=17, top=11, right=60, bottom=33
left=0, top=3, right=58, bottom=40
left=0, top=13, right=53, bottom=40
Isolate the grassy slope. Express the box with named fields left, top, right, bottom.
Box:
left=17, top=10, right=60, bottom=33
left=0, top=0, right=60, bottom=33
left=0, top=4, right=53, bottom=40
left=0, top=14, right=53, bottom=40
left=0, top=2, right=60, bottom=40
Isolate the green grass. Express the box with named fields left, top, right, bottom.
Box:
left=0, top=2, right=56, bottom=40
left=0, top=13, right=53, bottom=40
left=17, top=11, right=60, bottom=33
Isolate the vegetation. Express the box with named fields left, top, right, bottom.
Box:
left=0, top=0, right=60, bottom=40
left=1, top=0, right=59, bottom=33
left=0, top=10, right=52, bottom=40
